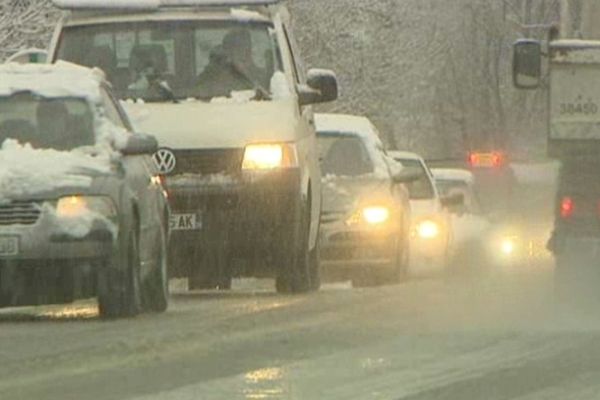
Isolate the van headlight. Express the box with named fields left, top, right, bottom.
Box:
left=242, top=143, right=298, bottom=170
left=56, top=196, right=117, bottom=219
left=416, top=220, right=440, bottom=239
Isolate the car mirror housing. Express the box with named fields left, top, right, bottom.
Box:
left=122, top=133, right=159, bottom=155
left=299, top=68, right=338, bottom=106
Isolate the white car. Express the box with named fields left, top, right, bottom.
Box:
left=389, top=151, right=454, bottom=274
left=431, top=168, right=496, bottom=272
left=316, top=114, right=413, bottom=286
left=49, top=0, right=338, bottom=293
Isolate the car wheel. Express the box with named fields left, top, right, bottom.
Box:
left=98, top=227, right=142, bottom=319
left=276, top=203, right=312, bottom=294
left=144, top=226, right=169, bottom=313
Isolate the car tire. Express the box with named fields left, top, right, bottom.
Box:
left=98, top=227, right=142, bottom=319
left=276, top=202, right=313, bottom=294
left=144, top=226, right=169, bottom=313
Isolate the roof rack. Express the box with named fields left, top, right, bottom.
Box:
left=53, top=0, right=280, bottom=10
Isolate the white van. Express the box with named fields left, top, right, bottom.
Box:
left=49, top=0, right=338, bottom=293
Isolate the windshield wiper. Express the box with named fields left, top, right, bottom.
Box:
left=228, top=61, right=272, bottom=101
left=152, top=79, right=179, bottom=104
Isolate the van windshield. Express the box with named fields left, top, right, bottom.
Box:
left=56, top=20, right=282, bottom=102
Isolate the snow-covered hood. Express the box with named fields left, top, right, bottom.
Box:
left=0, top=140, right=113, bottom=202
left=124, top=99, right=299, bottom=149
left=321, top=174, right=392, bottom=215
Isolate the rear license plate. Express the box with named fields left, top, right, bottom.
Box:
left=170, top=213, right=202, bottom=231
left=0, top=236, right=19, bottom=256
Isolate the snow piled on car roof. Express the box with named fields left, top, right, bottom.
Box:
left=0, top=61, right=104, bottom=101
left=0, top=140, right=112, bottom=203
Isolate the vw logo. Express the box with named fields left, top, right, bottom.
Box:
left=153, top=148, right=177, bottom=174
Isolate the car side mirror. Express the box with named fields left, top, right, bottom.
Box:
left=392, top=169, right=421, bottom=184
left=122, top=133, right=158, bottom=155
left=513, top=39, right=542, bottom=89
left=440, top=193, right=465, bottom=209
left=298, top=68, right=338, bottom=106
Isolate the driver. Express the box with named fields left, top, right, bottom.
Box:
left=197, top=28, right=266, bottom=97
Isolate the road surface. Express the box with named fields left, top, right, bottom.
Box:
left=4, top=268, right=600, bottom=400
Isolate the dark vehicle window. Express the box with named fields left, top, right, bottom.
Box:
left=56, top=21, right=282, bottom=102
left=0, top=93, right=94, bottom=151
left=318, top=133, right=374, bottom=177
left=397, top=159, right=435, bottom=200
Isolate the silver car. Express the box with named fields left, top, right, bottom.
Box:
left=316, top=114, right=413, bottom=286
left=0, top=62, right=169, bottom=318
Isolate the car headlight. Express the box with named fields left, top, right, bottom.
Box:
left=417, top=220, right=440, bottom=239
left=500, top=236, right=517, bottom=255
left=56, top=196, right=117, bottom=219
left=362, top=206, right=390, bottom=225
left=242, top=143, right=298, bottom=170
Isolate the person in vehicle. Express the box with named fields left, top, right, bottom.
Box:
left=196, top=28, right=267, bottom=96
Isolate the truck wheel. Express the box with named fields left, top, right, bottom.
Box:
left=98, top=230, right=142, bottom=319
left=144, top=227, right=169, bottom=313
left=276, top=204, right=312, bottom=294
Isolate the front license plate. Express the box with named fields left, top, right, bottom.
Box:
left=170, top=213, right=202, bottom=231
left=0, top=236, right=19, bottom=256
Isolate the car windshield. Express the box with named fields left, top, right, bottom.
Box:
left=56, top=20, right=281, bottom=102
left=318, top=133, right=375, bottom=177
left=396, top=158, right=435, bottom=200
left=0, top=93, right=94, bottom=150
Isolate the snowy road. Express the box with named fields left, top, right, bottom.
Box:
left=4, top=269, right=600, bottom=400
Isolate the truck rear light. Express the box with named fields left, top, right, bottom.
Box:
left=560, top=197, right=574, bottom=218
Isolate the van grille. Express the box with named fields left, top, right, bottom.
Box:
left=0, top=201, right=42, bottom=226
left=171, top=149, right=244, bottom=175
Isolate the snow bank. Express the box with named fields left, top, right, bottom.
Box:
left=0, top=140, right=111, bottom=203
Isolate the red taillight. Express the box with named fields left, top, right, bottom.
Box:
left=560, top=197, right=574, bottom=218
left=468, top=151, right=505, bottom=168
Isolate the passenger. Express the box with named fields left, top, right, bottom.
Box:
left=197, top=29, right=266, bottom=97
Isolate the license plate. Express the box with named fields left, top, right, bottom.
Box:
left=0, top=236, right=19, bottom=256
left=170, top=213, right=202, bottom=231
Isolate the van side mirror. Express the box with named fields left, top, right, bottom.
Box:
left=122, top=133, right=158, bottom=155
left=513, top=39, right=542, bottom=89
left=298, top=69, right=338, bottom=105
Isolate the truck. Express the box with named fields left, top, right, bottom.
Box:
left=513, top=0, right=600, bottom=286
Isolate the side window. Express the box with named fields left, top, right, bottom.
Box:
left=282, top=26, right=303, bottom=84
left=100, top=88, right=129, bottom=130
